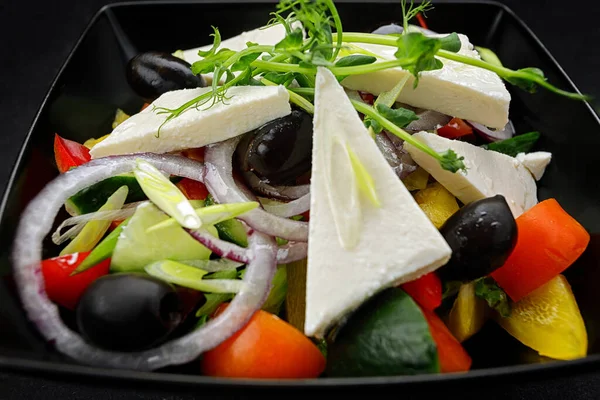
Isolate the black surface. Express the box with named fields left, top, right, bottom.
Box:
left=1, top=0, right=600, bottom=399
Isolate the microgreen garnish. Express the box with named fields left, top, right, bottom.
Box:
left=151, top=0, right=589, bottom=173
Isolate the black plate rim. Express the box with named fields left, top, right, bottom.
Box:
left=1, top=0, right=599, bottom=387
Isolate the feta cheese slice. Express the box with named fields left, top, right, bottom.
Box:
left=404, top=132, right=537, bottom=217
left=340, top=34, right=511, bottom=129
left=516, top=151, right=552, bottom=181
left=305, top=67, right=452, bottom=338
left=90, top=86, right=290, bottom=159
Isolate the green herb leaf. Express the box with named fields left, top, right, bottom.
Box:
left=375, top=104, right=419, bottom=129
left=231, top=43, right=263, bottom=72
left=334, top=55, right=377, bottom=68
left=439, top=149, right=466, bottom=173
left=475, top=46, right=503, bottom=67
left=482, top=131, right=541, bottom=157
left=133, top=159, right=202, bottom=230
left=262, top=71, right=295, bottom=85
left=191, top=48, right=236, bottom=74
left=438, top=32, right=461, bottom=52
left=394, top=32, right=443, bottom=86
left=197, top=26, right=222, bottom=58
left=364, top=118, right=382, bottom=134
left=474, top=277, right=511, bottom=317
left=506, top=67, right=546, bottom=93
left=275, top=27, right=304, bottom=51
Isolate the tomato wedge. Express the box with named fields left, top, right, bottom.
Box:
left=437, top=118, right=473, bottom=139
left=41, top=252, right=110, bottom=310
left=54, top=134, right=91, bottom=173
left=176, top=178, right=209, bottom=201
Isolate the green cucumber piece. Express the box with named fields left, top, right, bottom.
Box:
left=73, top=217, right=131, bottom=274
left=326, top=288, right=439, bottom=377
left=111, top=203, right=216, bottom=272
left=65, top=173, right=182, bottom=215
left=205, top=195, right=248, bottom=247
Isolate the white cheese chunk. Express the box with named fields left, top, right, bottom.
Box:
left=90, top=86, right=290, bottom=159
left=340, top=34, right=511, bottom=129
left=516, top=151, right=552, bottom=181
left=404, top=132, right=537, bottom=217
left=305, top=67, right=452, bottom=338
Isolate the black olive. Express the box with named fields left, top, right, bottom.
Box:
left=76, top=273, right=183, bottom=351
left=237, top=109, right=313, bottom=185
left=438, top=195, right=518, bottom=282
left=371, top=23, right=404, bottom=35
left=126, top=51, right=205, bottom=102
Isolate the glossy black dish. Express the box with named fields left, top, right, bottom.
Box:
left=0, top=0, right=599, bottom=392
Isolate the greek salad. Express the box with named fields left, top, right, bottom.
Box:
left=13, top=0, right=591, bottom=378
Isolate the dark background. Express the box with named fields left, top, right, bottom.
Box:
left=1, top=0, right=599, bottom=398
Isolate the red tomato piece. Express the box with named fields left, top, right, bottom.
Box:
left=176, top=178, right=209, bottom=201
left=54, top=134, right=91, bottom=173
left=437, top=118, right=473, bottom=139
left=401, top=272, right=442, bottom=311
left=41, top=252, right=110, bottom=310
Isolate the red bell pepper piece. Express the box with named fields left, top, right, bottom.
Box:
left=41, top=252, right=110, bottom=310
left=422, top=308, right=472, bottom=373
left=491, top=199, right=590, bottom=302
left=401, top=272, right=442, bottom=311
left=437, top=118, right=473, bottom=139
left=176, top=178, right=209, bottom=201
left=54, top=134, right=91, bottom=173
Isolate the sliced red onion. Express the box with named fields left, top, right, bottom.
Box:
left=259, top=193, right=311, bottom=218
left=12, top=153, right=277, bottom=370
left=186, top=228, right=250, bottom=264
left=242, top=170, right=310, bottom=201
left=468, top=120, right=515, bottom=142
left=204, top=138, right=309, bottom=242
left=277, top=241, right=308, bottom=264
left=375, top=133, right=417, bottom=180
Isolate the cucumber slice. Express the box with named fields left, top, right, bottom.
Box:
left=65, top=173, right=147, bottom=215
left=111, top=203, right=217, bottom=272
left=326, top=288, right=439, bottom=377
left=65, top=173, right=182, bottom=215
left=205, top=195, right=248, bottom=247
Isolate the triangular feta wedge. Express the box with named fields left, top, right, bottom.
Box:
left=305, top=67, right=452, bottom=338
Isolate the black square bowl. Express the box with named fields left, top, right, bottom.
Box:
left=1, top=0, right=600, bottom=393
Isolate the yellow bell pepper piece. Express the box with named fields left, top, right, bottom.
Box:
left=497, top=274, right=587, bottom=360
left=414, top=182, right=460, bottom=229
left=447, top=282, right=488, bottom=342
left=83, top=134, right=110, bottom=149
left=403, top=167, right=429, bottom=191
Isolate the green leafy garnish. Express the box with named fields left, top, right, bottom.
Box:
left=438, top=32, right=461, bottom=52
left=401, top=0, right=433, bottom=33
left=375, top=104, right=419, bottom=129
left=133, top=159, right=201, bottom=229
left=60, top=186, right=129, bottom=256
left=474, top=277, right=511, bottom=318
left=482, top=131, right=541, bottom=157
left=334, top=55, right=377, bottom=68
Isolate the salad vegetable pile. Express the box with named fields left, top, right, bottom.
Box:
left=13, top=0, right=592, bottom=378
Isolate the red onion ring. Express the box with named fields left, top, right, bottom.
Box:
left=12, top=153, right=277, bottom=370
left=467, top=120, right=515, bottom=142
left=204, top=138, right=309, bottom=242
left=260, top=193, right=311, bottom=218
left=277, top=241, right=308, bottom=264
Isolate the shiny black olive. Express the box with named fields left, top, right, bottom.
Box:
left=76, top=273, right=182, bottom=351
left=438, top=195, right=518, bottom=282
left=126, top=51, right=205, bottom=102
left=237, top=109, right=313, bottom=185
left=371, top=23, right=404, bottom=35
